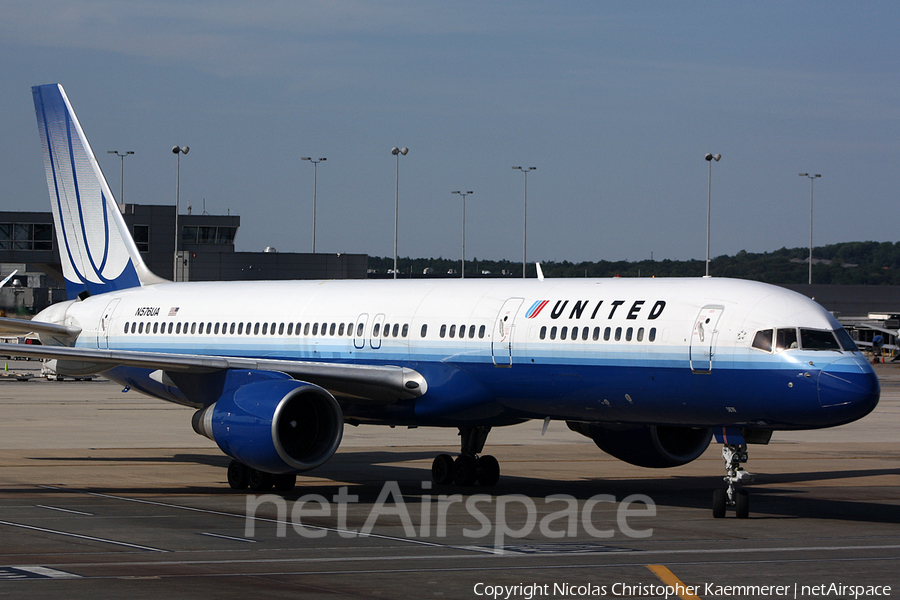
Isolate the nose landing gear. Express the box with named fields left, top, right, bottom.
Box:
left=713, top=443, right=753, bottom=518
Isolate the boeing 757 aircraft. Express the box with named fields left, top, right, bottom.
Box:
left=0, top=84, right=880, bottom=519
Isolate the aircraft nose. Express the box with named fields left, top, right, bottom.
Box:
left=818, top=357, right=880, bottom=418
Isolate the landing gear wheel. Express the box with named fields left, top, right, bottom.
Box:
left=273, top=473, right=297, bottom=492
left=454, top=455, right=479, bottom=486
left=712, top=488, right=726, bottom=518
left=227, top=460, right=249, bottom=490
left=735, top=489, right=750, bottom=519
left=477, top=455, right=500, bottom=487
left=432, top=454, right=455, bottom=485
left=247, top=468, right=274, bottom=492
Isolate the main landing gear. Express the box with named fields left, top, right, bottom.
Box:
left=431, top=426, right=501, bottom=487
left=227, top=460, right=297, bottom=493
left=712, top=444, right=754, bottom=518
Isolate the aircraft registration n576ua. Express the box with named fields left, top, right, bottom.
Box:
left=0, top=83, right=880, bottom=519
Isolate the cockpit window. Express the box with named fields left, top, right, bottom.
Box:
left=800, top=329, right=841, bottom=350
left=834, top=328, right=859, bottom=352
left=775, top=328, right=798, bottom=352
left=751, top=329, right=773, bottom=353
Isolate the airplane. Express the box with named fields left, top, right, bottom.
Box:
left=0, top=83, right=880, bottom=519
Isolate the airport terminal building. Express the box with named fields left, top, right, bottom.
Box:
left=0, top=204, right=366, bottom=315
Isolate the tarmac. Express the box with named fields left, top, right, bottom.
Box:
left=0, top=359, right=897, bottom=599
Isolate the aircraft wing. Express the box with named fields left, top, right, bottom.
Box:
left=0, top=317, right=82, bottom=342
left=1, top=343, right=427, bottom=402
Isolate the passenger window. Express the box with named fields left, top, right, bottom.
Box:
left=320, top=322, right=327, bottom=335
left=287, top=323, right=294, bottom=335
left=604, top=327, right=611, bottom=341
left=348, top=323, right=354, bottom=336
left=124, top=321, right=130, bottom=333
left=330, top=323, right=337, bottom=336
left=237, top=322, right=243, bottom=335
left=440, top=324, right=446, bottom=338
left=800, top=329, right=841, bottom=351
left=571, top=326, right=578, bottom=340
left=776, top=328, right=798, bottom=352
left=637, top=327, right=644, bottom=342
left=337, top=323, right=343, bottom=336
left=402, top=324, right=409, bottom=337
left=382, top=323, right=390, bottom=338
left=356, top=323, right=363, bottom=337
left=153, top=322, right=159, bottom=334
left=752, top=329, right=774, bottom=353
left=279, top=323, right=285, bottom=335
left=592, top=327, right=600, bottom=341
left=392, top=323, right=399, bottom=337
left=468, top=325, right=475, bottom=339
left=421, top=324, right=428, bottom=338
left=305, top=323, right=311, bottom=335
left=191, top=323, right=196, bottom=334
left=540, top=326, right=547, bottom=340
left=625, top=327, right=633, bottom=342
left=582, top=327, right=589, bottom=341
left=561, top=326, right=568, bottom=340
left=615, top=327, right=622, bottom=341
left=649, top=328, right=657, bottom=342
left=550, top=326, right=557, bottom=340
left=296, top=323, right=303, bottom=335
left=449, top=325, right=456, bottom=338
left=479, top=325, right=485, bottom=339
left=138, top=322, right=144, bottom=334
left=206, top=323, right=212, bottom=334
left=214, top=323, right=220, bottom=335
left=373, top=323, right=380, bottom=337
left=176, top=323, right=181, bottom=334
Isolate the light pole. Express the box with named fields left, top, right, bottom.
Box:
left=799, top=173, right=822, bottom=285
left=107, top=150, right=134, bottom=206
left=172, top=145, right=189, bottom=281
left=704, top=153, right=721, bottom=277
left=302, top=157, right=326, bottom=253
left=451, top=191, right=473, bottom=278
left=513, top=166, right=536, bottom=278
left=392, top=147, right=408, bottom=279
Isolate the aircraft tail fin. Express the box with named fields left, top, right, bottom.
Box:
left=32, top=84, right=166, bottom=300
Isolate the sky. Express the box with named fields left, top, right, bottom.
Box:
left=1, top=2, right=899, bottom=264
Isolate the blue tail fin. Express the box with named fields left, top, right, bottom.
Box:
left=32, top=84, right=165, bottom=300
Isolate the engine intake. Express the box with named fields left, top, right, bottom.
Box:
left=193, top=378, right=343, bottom=474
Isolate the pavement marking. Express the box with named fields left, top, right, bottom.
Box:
left=197, top=532, right=257, bottom=543
left=0, top=520, right=168, bottom=553
left=35, top=505, right=93, bottom=516
left=0, top=566, right=81, bottom=580
left=647, top=564, right=702, bottom=600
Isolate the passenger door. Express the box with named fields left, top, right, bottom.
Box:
left=690, top=305, right=724, bottom=373
left=491, top=298, right=524, bottom=366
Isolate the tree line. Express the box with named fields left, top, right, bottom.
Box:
left=368, top=241, right=900, bottom=285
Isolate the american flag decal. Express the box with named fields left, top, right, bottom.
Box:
left=168, top=307, right=180, bottom=316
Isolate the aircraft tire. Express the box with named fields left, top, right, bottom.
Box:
left=735, top=490, right=750, bottom=519
left=432, top=454, right=455, bottom=485
left=248, top=468, right=274, bottom=492
left=454, top=455, right=479, bottom=486
left=227, top=460, right=249, bottom=490
left=477, top=455, right=500, bottom=487
left=273, top=473, right=297, bottom=492
left=712, top=489, right=726, bottom=518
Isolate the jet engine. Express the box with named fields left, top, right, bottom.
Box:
left=567, top=422, right=712, bottom=468
left=193, top=378, right=343, bottom=474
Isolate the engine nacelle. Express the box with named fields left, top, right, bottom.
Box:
left=567, top=422, right=712, bottom=468
left=193, top=379, right=343, bottom=474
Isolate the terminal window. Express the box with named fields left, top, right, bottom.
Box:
left=133, top=225, right=150, bottom=253
left=0, top=223, right=53, bottom=250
